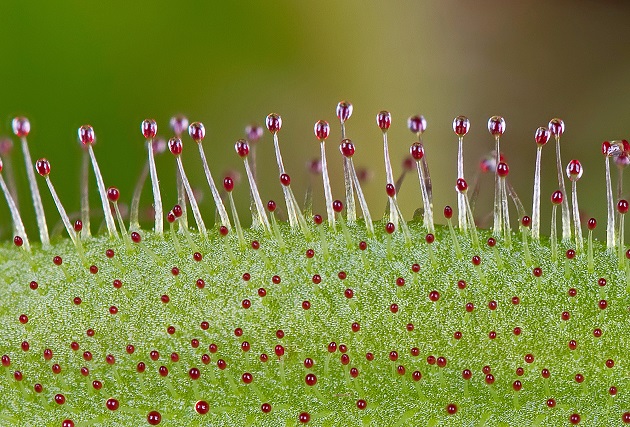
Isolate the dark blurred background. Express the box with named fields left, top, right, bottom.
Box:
left=0, top=0, right=629, bottom=240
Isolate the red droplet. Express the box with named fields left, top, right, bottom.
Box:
left=168, top=137, right=183, bottom=156
left=618, top=200, right=629, bottom=214
left=376, top=111, right=391, bottom=130
left=513, top=327, right=521, bottom=335
left=299, top=412, right=311, bottom=424
left=568, top=288, right=577, bottom=297
left=548, top=118, right=565, bottom=137
left=593, top=328, right=602, bottom=337
left=599, top=299, right=608, bottom=310
left=456, top=178, right=468, bottom=193
left=280, top=173, right=291, bottom=186
left=142, top=119, right=157, bottom=139
left=534, top=127, right=550, bottom=146
left=131, top=232, right=141, bottom=243
left=107, top=187, right=120, bottom=203
left=487, top=116, right=506, bottom=136
left=409, top=142, right=424, bottom=161
left=525, top=354, right=534, bottom=364
left=446, top=404, right=457, bottom=415
left=521, top=216, right=531, bottom=227
left=453, top=116, right=470, bottom=136
left=261, top=403, right=272, bottom=413
left=426, top=234, right=435, bottom=244
left=408, top=115, right=427, bottom=134
left=147, top=411, right=162, bottom=425
left=266, top=113, right=282, bottom=133
left=485, top=374, right=495, bottom=385
left=547, top=398, right=556, bottom=408
left=275, top=345, right=285, bottom=357
left=74, top=220, right=83, bottom=232
left=13, top=236, right=23, bottom=247
left=533, top=267, right=542, bottom=277
left=333, top=200, right=344, bottom=213
left=390, top=304, right=399, bottom=313
left=513, top=380, right=522, bottom=391
left=340, top=139, right=355, bottom=157
left=78, top=125, right=95, bottom=145
left=242, top=372, right=253, bottom=384
left=188, top=122, right=205, bottom=142
left=357, top=399, right=367, bottom=410
left=305, top=373, right=317, bottom=386
left=10, top=117, right=28, bottom=137
left=55, top=393, right=66, bottom=405
left=472, top=255, right=481, bottom=266
left=566, top=159, right=583, bottom=181
left=106, top=398, right=119, bottom=411
left=35, top=158, right=51, bottom=176
left=302, top=300, right=311, bottom=310
left=344, top=288, right=354, bottom=298
left=429, top=291, right=440, bottom=302
left=62, top=421, right=74, bottom=427
left=336, top=101, right=353, bottom=122
left=195, top=400, right=210, bottom=414
left=551, top=190, right=563, bottom=205
left=29, top=281, right=38, bottom=290
left=223, top=177, right=234, bottom=192
left=569, top=413, right=580, bottom=425
left=497, top=162, right=509, bottom=178
left=622, top=412, right=630, bottom=423
left=465, top=302, right=474, bottom=312
left=314, top=120, right=330, bottom=141
left=386, top=183, right=396, bottom=198
left=385, top=222, right=395, bottom=234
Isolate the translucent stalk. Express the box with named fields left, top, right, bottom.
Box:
left=343, top=157, right=356, bottom=222
left=175, top=157, right=206, bottom=238
left=88, top=145, right=118, bottom=239
left=619, top=214, right=626, bottom=268
left=227, top=192, right=245, bottom=249
left=555, top=136, right=572, bottom=241
left=0, top=174, right=30, bottom=252
left=44, top=177, right=83, bottom=258
left=348, top=158, right=374, bottom=236
left=272, top=133, right=298, bottom=227
left=176, top=168, right=188, bottom=231
left=551, top=205, right=558, bottom=262
left=320, top=141, right=335, bottom=228
left=21, top=137, right=49, bottom=247
left=243, top=159, right=271, bottom=232
left=501, top=177, right=512, bottom=248
left=147, top=141, right=163, bottom=235
left=604, top=158, right=615, bottom=248
left=493, top=136, right=502, bottom=235
left=571, top=180, right=583, bottom=251
left=531, top=147, right=542, bottom=240
left=415, top=161, right=434, bottom=233
left=382, top=132, right=398, bottom=226
left=129, top=159, right=149, bottom=231
left=457, top=136, right=467, bottom=231
left=198, top=143, right=231, bottom=229
left=80, top=150, right=92, bottom=237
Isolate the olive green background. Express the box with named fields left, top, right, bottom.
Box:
left=0, top=1, right=629, bottom=240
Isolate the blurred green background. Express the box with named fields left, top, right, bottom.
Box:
left=1, top=0, right=629, bottom=240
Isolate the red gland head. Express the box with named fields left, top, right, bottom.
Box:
left=602, top=141, right=612, bottom=157
left=280, top=173, right=291, bottom=187
left=618, top=200, right=629, bottom=214
left=534, top=127, right=550, bottom=146
left=12, top=117, right=30, bottom=137
left=235, top=139, right=250, bottom=158
left=340, top=139, right=355, bottom=158
left=487, top=116, right=506, bottom=136
left=443, top=205, right=453, bottom=219
left=497, top=162, right=509, bottom=178
left=78, top=125, right=95, bottom=146
left=245, top=123, right=263, bottom=142
left=265, top=113, right=282, bottom=133
left=410, top=142, right=424, bottom=161
left=314, top=120, right=330, bottom=141
left=548, top=118, right=565, bottom=137
left=386, top=184, right=396, bottom=198
left=332, top=200, right=343, bottom=213
left=588, top=217, right=597, bottom=230
left=521, top=216, right=531, bottom=227
left=168, top=137, right=183, bottom=156
left=223, top=177, right=234, bottom=193
left=107, top=187, right=120, bottom=203
left=0, top=158, right=4, bottom=173
left=408, top=115, right=427, bottom=134
left=188, top=122, right=206, bottom=143
left=35, top=158, right=51, bottom=177
left=551, top=190, right=563, bottom=205
left=141, top=119, right=157, bottom=139
left=336, top=100, right=353, bottom=122
left=453, top=115, right=470, bottom=137
left=376, top=111, right=391, bottom=131
left=456, top=178, right=468, bottom=193
left=566, top=159, right=583, bottom=182
left=170, top=115, right=189, bottom=135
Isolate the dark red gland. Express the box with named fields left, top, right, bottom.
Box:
left=168, top=137, right=183, bottom=155
left=280, top=173, right=291, bottom=186
left=142, top=119, right=157, bottom=139
left=427, top=355, right=436, bottom=365
left=566, top=249, right=575, bottom=259
left=429, top=291, right=440, bottom=302
left=456, top=178, right=468, bottom=193
left=131, top=232, right=141, bottom=243
left=376, top=111, right=391, bottom=130
left=299, top=411, right=311, bottom=424
left=78, top=124, right=95, bottom=145
left=13, top=236, right=23, bottom=247
left=485, top=374, right=495, bottom=385
left=261, top=403, right=272, bottom=413
left=472, top=256, right=481, bottom=266
left=242, top=372, right=253, bottom=384
left=12, top=117, right=30, bottom=137
left=521, top=216, right=531, bottom=227
left=618, top=200, right=629, bottom=214
left=195, top=400, right=210, bottom=415
left=265, top=113, right=282, bottom=133
left=497, top=162, right=509, bottom=178
left=357, top=399, right=367, bottom=410
left=267, top=200, right=276, bottom=212
left=409, top=115, right=427, bottom=134
left=566, top=159, right=583, bottom=181
left=385, top=222, right=395, bottom=234
left=513, top=380, right=522, bottom=391
left=107, top=187, right=120, bottom=203
left=333, top=200, right=344, bottom=213
left=548, top=118, right=565, bottom=137
left=446, top=404, right=457, bottom=415
left=74, top=220, right=83, bottom=232
left=533, top=267, right=542, bottom=277
left=569, top=414, right=581, bottom=425
left=599, top=299, right=608, bottom=310
left=443, top=205, right=453, bottom=219
left=551, top=190, right=563, bottom=205
left=525, top=354, right=534, bottom=364
left=106, top=398, right=119, bottom=411
left=336, top=101, right=353, bottom=122
left=389, top=351, right=399, bottom=362
left=410, top=142, right=424, bottom=161
left=305, top=373, right=317, bottom=386
left=425, top=234, right=435, bottom=244
left=235, top=139, right=250, bottom=157
left=314, top=120, right=330, bottom=141
left=223, top=177, right=234, bottom=192
left=462, top=369, right=472, bottom=380
left=534, top=127, right=550, bottom=146
left=487, top=116, right=506, bottom=136
left=453, top=115, right=470, bottom=136
left=188, top=122, right=205, bottom=142
left=386, top=183, right=396, bottom=198
left=340, top=139, right=355, bottom=157
left=35, top=158, right=51, bottom=176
